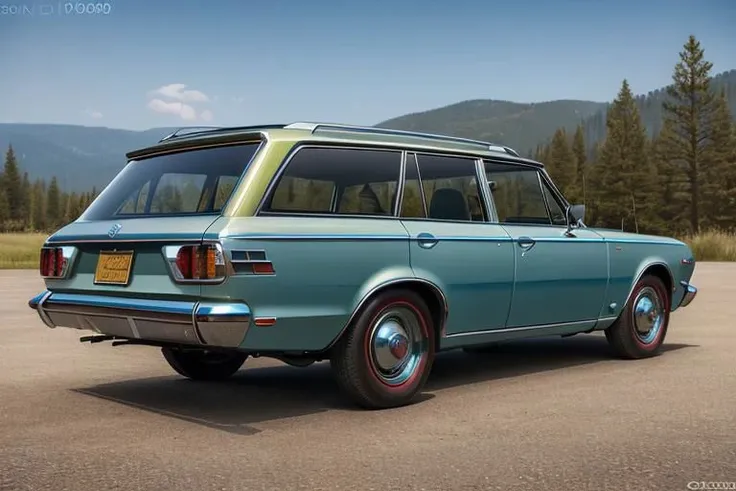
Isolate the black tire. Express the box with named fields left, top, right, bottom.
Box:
left=605, top=274, right=671, bottom=359
left=161, top=347, right=248, bottom=381
left=330, top=288, right=436, bottom=409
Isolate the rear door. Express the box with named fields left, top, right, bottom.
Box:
left=44, top=142, right=262, bottom=298
left=399, top=152, right=515, bottom=337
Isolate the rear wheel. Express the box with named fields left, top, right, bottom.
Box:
left=162, top=347, right=248, bottom=381
left=331, top=289, right=435, bottom=409
left=605, top=274, right=670, bottom=359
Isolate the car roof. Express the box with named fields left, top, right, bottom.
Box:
left=126, top=122, right=544, bottom=168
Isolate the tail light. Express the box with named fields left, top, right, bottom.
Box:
left=164, top=243, right=227, bottom=283
left=39, top=246, right=75, bottom=278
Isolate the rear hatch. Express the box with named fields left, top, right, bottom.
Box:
left=43, top=141, right=262, bottom=299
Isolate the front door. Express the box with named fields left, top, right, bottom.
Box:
left=399, top=152, right=515, bottom=336
left=485, top=160, right=609, bottom=328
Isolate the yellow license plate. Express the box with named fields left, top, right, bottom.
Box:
left=94, top=250, right=134, bottom=285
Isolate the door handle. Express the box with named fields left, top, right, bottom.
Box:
left=417, top=232, right=438, bottom=249
left=517, top=236, right=535, bottom=248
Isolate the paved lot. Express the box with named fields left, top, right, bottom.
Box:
left=1, top=265, right=734, bottom=491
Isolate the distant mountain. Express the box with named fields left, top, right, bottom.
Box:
left=0, top=124, right=178, bottom=192
left=376, top=99, right=608, bottom=155
left=1, top=69, right=734, bottom=192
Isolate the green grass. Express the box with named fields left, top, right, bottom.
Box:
left=0, top=233, right=47, bottom=269
left=1, top=229, right=735, bottom=270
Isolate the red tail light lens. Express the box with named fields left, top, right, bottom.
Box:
left=172, top=244, right=224, bottom=281
left=39, top=247, right=68, bottom=278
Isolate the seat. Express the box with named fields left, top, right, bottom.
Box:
left=429, top=188, right=471, bottom=221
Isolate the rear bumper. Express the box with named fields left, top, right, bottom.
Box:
left=678, top=281, right=698, bottom=308
left=28, top=291, right=250, bottom=349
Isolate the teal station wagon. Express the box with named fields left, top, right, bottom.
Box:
left=28, top=122, right=698, bottom=409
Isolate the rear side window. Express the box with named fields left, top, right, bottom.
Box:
left=263, top=146, right=402, bottom=216
left=81, top=143, right=260, bottom=220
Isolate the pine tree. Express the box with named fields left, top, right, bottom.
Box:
left=545, top=128, right=578, bottom=201
left=46, top=177, right=61, bottom=230
left=3, top=145, right=22, bottom=224
left=20, top=172, right=30, bottom=229
left=661, top=35, right=719, bottom=233
left=701, top=89, right=736, bottom=229
left=572, top=125, right=587, bottom=205
left=589, top=79, right=659, bottom=233
left=0, top=174, right=8, bottom=230
left=30, top=179, right=46, bottom=232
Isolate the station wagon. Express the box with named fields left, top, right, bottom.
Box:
left=28, top=122, right=698, bottom=409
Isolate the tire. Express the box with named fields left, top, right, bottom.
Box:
left=330, top=288, right=436, bottom=409
left=605, top=274, right=671, bottom=359
left=161, top=347, right=248, bottom=381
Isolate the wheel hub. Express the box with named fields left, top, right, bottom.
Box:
left=632, top=286, right=663, bottom=343
left=372, top=319, right=411, bottom=372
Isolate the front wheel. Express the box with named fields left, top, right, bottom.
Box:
left=605, top=274, right=670, bottom=359
left=162, top=347, right=248, bottom=381
left=330, top=289, right=436, bottom=409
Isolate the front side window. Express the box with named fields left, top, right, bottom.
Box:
left=408, top=153, right=485, bottom=222
left=263, top=146, right=402, bottom=216
left=81, top=142, right=260, bottom=220
left=485, top=161, right=566, bottom=225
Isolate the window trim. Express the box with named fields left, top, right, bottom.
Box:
left=397, top=151, right=493, bottom=225
left=483, top=158, right=574, bottom=228
left=256, top=142, right=405, bottom=219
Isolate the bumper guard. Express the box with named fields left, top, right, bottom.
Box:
left=678, top=281, right=698, bottom=308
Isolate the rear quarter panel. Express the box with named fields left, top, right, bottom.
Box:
left=593, top=229, right=695, bottom=318
left=202, top=216, right=412, bottom=352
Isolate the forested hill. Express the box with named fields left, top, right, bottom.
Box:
left=375, top=99, right=607, bottom=156
left=378, top=69, right=736, bottom=156
left=577, top=69, right=736, bottom=153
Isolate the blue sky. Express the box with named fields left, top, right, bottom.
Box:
left=0, top=0, right=734, bottom=130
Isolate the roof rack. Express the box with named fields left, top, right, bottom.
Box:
left=283, top=122, right=520, bottom=157
left=158, top=124, right=287, bottom=143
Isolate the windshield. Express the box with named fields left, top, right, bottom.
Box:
left=80, top=142, right=261, bottom=221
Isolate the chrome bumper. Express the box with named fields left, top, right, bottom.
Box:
left=678, top=281, right=698, bottom=308
left=28, top=291, right=251, bottom=348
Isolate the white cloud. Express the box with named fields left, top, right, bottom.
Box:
left=231, top=96, right=245, bottom=104
left=147, top=99, right=197, bottom=121
left=151, top=83, right=209, bottom=103
left=83, top=109, right=103, bottom=119
left=200, top=109, right=213, bottom=122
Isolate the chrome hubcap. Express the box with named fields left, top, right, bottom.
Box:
left=632, top=286, right=664, bottom=344
left=368, top=307, right=426, bottom=385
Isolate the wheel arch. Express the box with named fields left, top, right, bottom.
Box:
left=623, top=260, right=675, bottom=311
left=325, top=278, right=448, bottom=351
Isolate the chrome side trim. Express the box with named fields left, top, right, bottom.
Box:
left=678, top=281, right=698, bottom=308
left=444, top=319, right=596, bottom=338
left=326, top=277, right=449, bottom=350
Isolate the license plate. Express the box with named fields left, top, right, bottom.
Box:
left=94, top=250, right=134, bottom=285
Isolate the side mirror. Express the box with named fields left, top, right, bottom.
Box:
left=566, top=204, right=585, bottom=224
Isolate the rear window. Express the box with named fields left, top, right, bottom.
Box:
left=81, top=142, right=260, bottom=220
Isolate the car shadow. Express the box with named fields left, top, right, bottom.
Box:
left=72, top=335, right=696, bottom=435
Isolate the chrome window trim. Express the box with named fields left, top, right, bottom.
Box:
left=475, top=158, right=498, bottom=223
left=409, top=152, right=429, bottom=218
left=394, top=150, right=408, bottom=216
